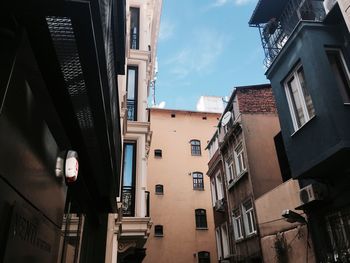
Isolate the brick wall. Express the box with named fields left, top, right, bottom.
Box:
left=237, top=85, right=277, bottom=114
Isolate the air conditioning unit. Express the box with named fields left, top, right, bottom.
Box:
left=215, top=199, right=225, bottom=212
left=299, top=183, right=327, bottom=205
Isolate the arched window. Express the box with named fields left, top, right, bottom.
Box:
left=155, top=184, right=164, bottom=195
left=154, top=225, right=163, bottom=236
left=193, top=172, right=204, bottom=190
left=190, top=140, right=201, bottom=156
left=195, top=209, right=207, bottom=229
left=198, top=251, right=210, bottom=263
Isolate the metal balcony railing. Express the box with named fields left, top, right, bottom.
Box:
left=254, top=0, right=326, bottom=67
left=122, top=186, right=135, bottom=216
left=127, top=99, right=136, bottom=121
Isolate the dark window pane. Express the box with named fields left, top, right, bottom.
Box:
left=155, top=225, right=163, bottom=236
left=193, top=172, right=204, bottom=190
left=127, top=66, right=138, bottom=121
left=195, top=209, right=207, bottom=228
left=155, top=184, right=164, bottom=194
left=191, top=140, right=201, bottom=156
left=198, top=251, right=210, bottom=263
left=122, top=142, right=136, bottom=216
left=154, top=149, right=162, bottom=158
left=130, top=8, right=139, bottom=49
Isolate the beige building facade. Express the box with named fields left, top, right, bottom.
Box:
left=144, top=108, right=219, bottom=263
left=105, top=0, right=162, bottom=262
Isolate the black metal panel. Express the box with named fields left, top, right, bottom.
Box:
left=0, top=40, right=67, bottom=226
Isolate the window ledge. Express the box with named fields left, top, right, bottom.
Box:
left=154, top=234, right=164, bottom=237
left=290, top=115, right=316, bottom=137
left=344, top=103, right=350, bottom=106
left=193, top=188, right=205, bottom=191
left=196, top=227, right=208, bottom=230
left=155, top=193, right=164, bottom=195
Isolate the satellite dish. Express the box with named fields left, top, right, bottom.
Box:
left=221, top=112, right=232, bottom=127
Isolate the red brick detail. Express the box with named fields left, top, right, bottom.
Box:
left=237, top=86, right=277, bottom=114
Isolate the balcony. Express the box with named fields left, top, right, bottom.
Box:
left=127, top=99, right=137, bottom=121
left=122, top=186, right=135, bottom=216
left=249, top=0, right=326, bottom=67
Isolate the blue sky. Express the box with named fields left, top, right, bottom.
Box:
left=153, top=0, right=268, bottom=110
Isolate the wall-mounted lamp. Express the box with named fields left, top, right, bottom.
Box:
left=282, top=209, right=306, bottom=224
left=55, top=150, right=79, bottom=184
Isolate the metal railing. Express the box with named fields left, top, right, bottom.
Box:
left=127, top=99, right=136, bottom=121
left=256, top=0, right=325, bottom=67
left=122, top=186, right=135, bottom=216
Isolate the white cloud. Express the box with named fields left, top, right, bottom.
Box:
left=205, top=0, right=255, bottom=10
left=164, top=29, right=230, bottom=79
left=159, top=19, right=175, bottom=41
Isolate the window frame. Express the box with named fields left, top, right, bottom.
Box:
left=195, top=209, right=208, bottom=229
left=130, top=7, right=140, bottom=50
left=326, top=48, right=350, bottom=104
left=155, top=184, right=164, bottom=195
left=284, top=64, right=315, bottom=131
left=122, top=142, right=137, bottom=217
left=154, top=149, right=162, bottom=158
left=232, top=208, right=244, bottom=241
left=193, top=172, right=204, bottom=190
left=242, top=199, right=257, bottom=236
left=126, top=65, right=138, bottom=121
left=198, top=251, right=210, bottom=263
left=234, top=142, right=247, bottom=177
left=225, top=153, right=235, bottom=184
left=154, top=225, right=163, bottom=237
left=215, top=227, right=223, bottom=260
left=190, top=140, right=202, bottom=156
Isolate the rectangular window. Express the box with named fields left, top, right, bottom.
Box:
left=242, top=200, right=257, bottom=235
left=126, top=66, right=138, bottom=121
left=215, top=228, right=223, bottom=260
left=130, top=7, right=140, bottom=49
left=232, top=209, right=244, bottom=240
left=191, top=140, right=202, bottom=156
left=195, top=209, right=208, bottom=229
left=326, top=208, right=350, bottom=261
left=122, top=142, right=137, bottom=216
left=193, top=172, right=204, bottom=190
left=215, top=172, right=224, bottom=200
left=211, top=178, right=217, bottom=206
left=154, top=149, right=162, bottom=158
left=234, top=143, right=246, bottom=177
left=285, top=65, right=315, bottom=130
left=326, top=49, right=350, bottom=103
left=154, top=225, right=163, bottom=236
left=225, top=154, right=234, bottom=184
left=221, top=223, right=230, bottom=258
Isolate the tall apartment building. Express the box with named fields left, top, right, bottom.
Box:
left=114, top=1, right=162, bottom=262
left=144, top=108, right=219, bottom=263
left=250, top=0, right=350, bottom=261
left=207, top=84, right=284, bottom=262
left=0, top=0, right=126, bottom=262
